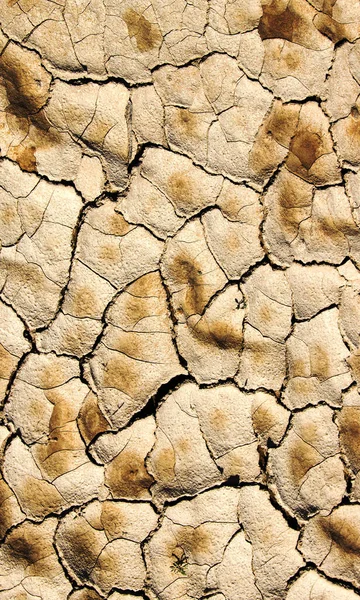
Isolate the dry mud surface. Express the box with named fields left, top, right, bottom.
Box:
left=2, top=0, right=360, bottom=598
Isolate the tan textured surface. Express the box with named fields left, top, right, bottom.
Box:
left=1, top=1, right=360, bottom=598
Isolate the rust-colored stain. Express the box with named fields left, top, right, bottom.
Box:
left=123, top=8, right=162, bottom=52
left=0, top=44, right=60, bottom=172
left=168, top=252, right=209, bottom=316
left=106, top=449, right=154, bottom=498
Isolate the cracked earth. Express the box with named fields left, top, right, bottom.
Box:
left=2, top=0, right=360, bottom=598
